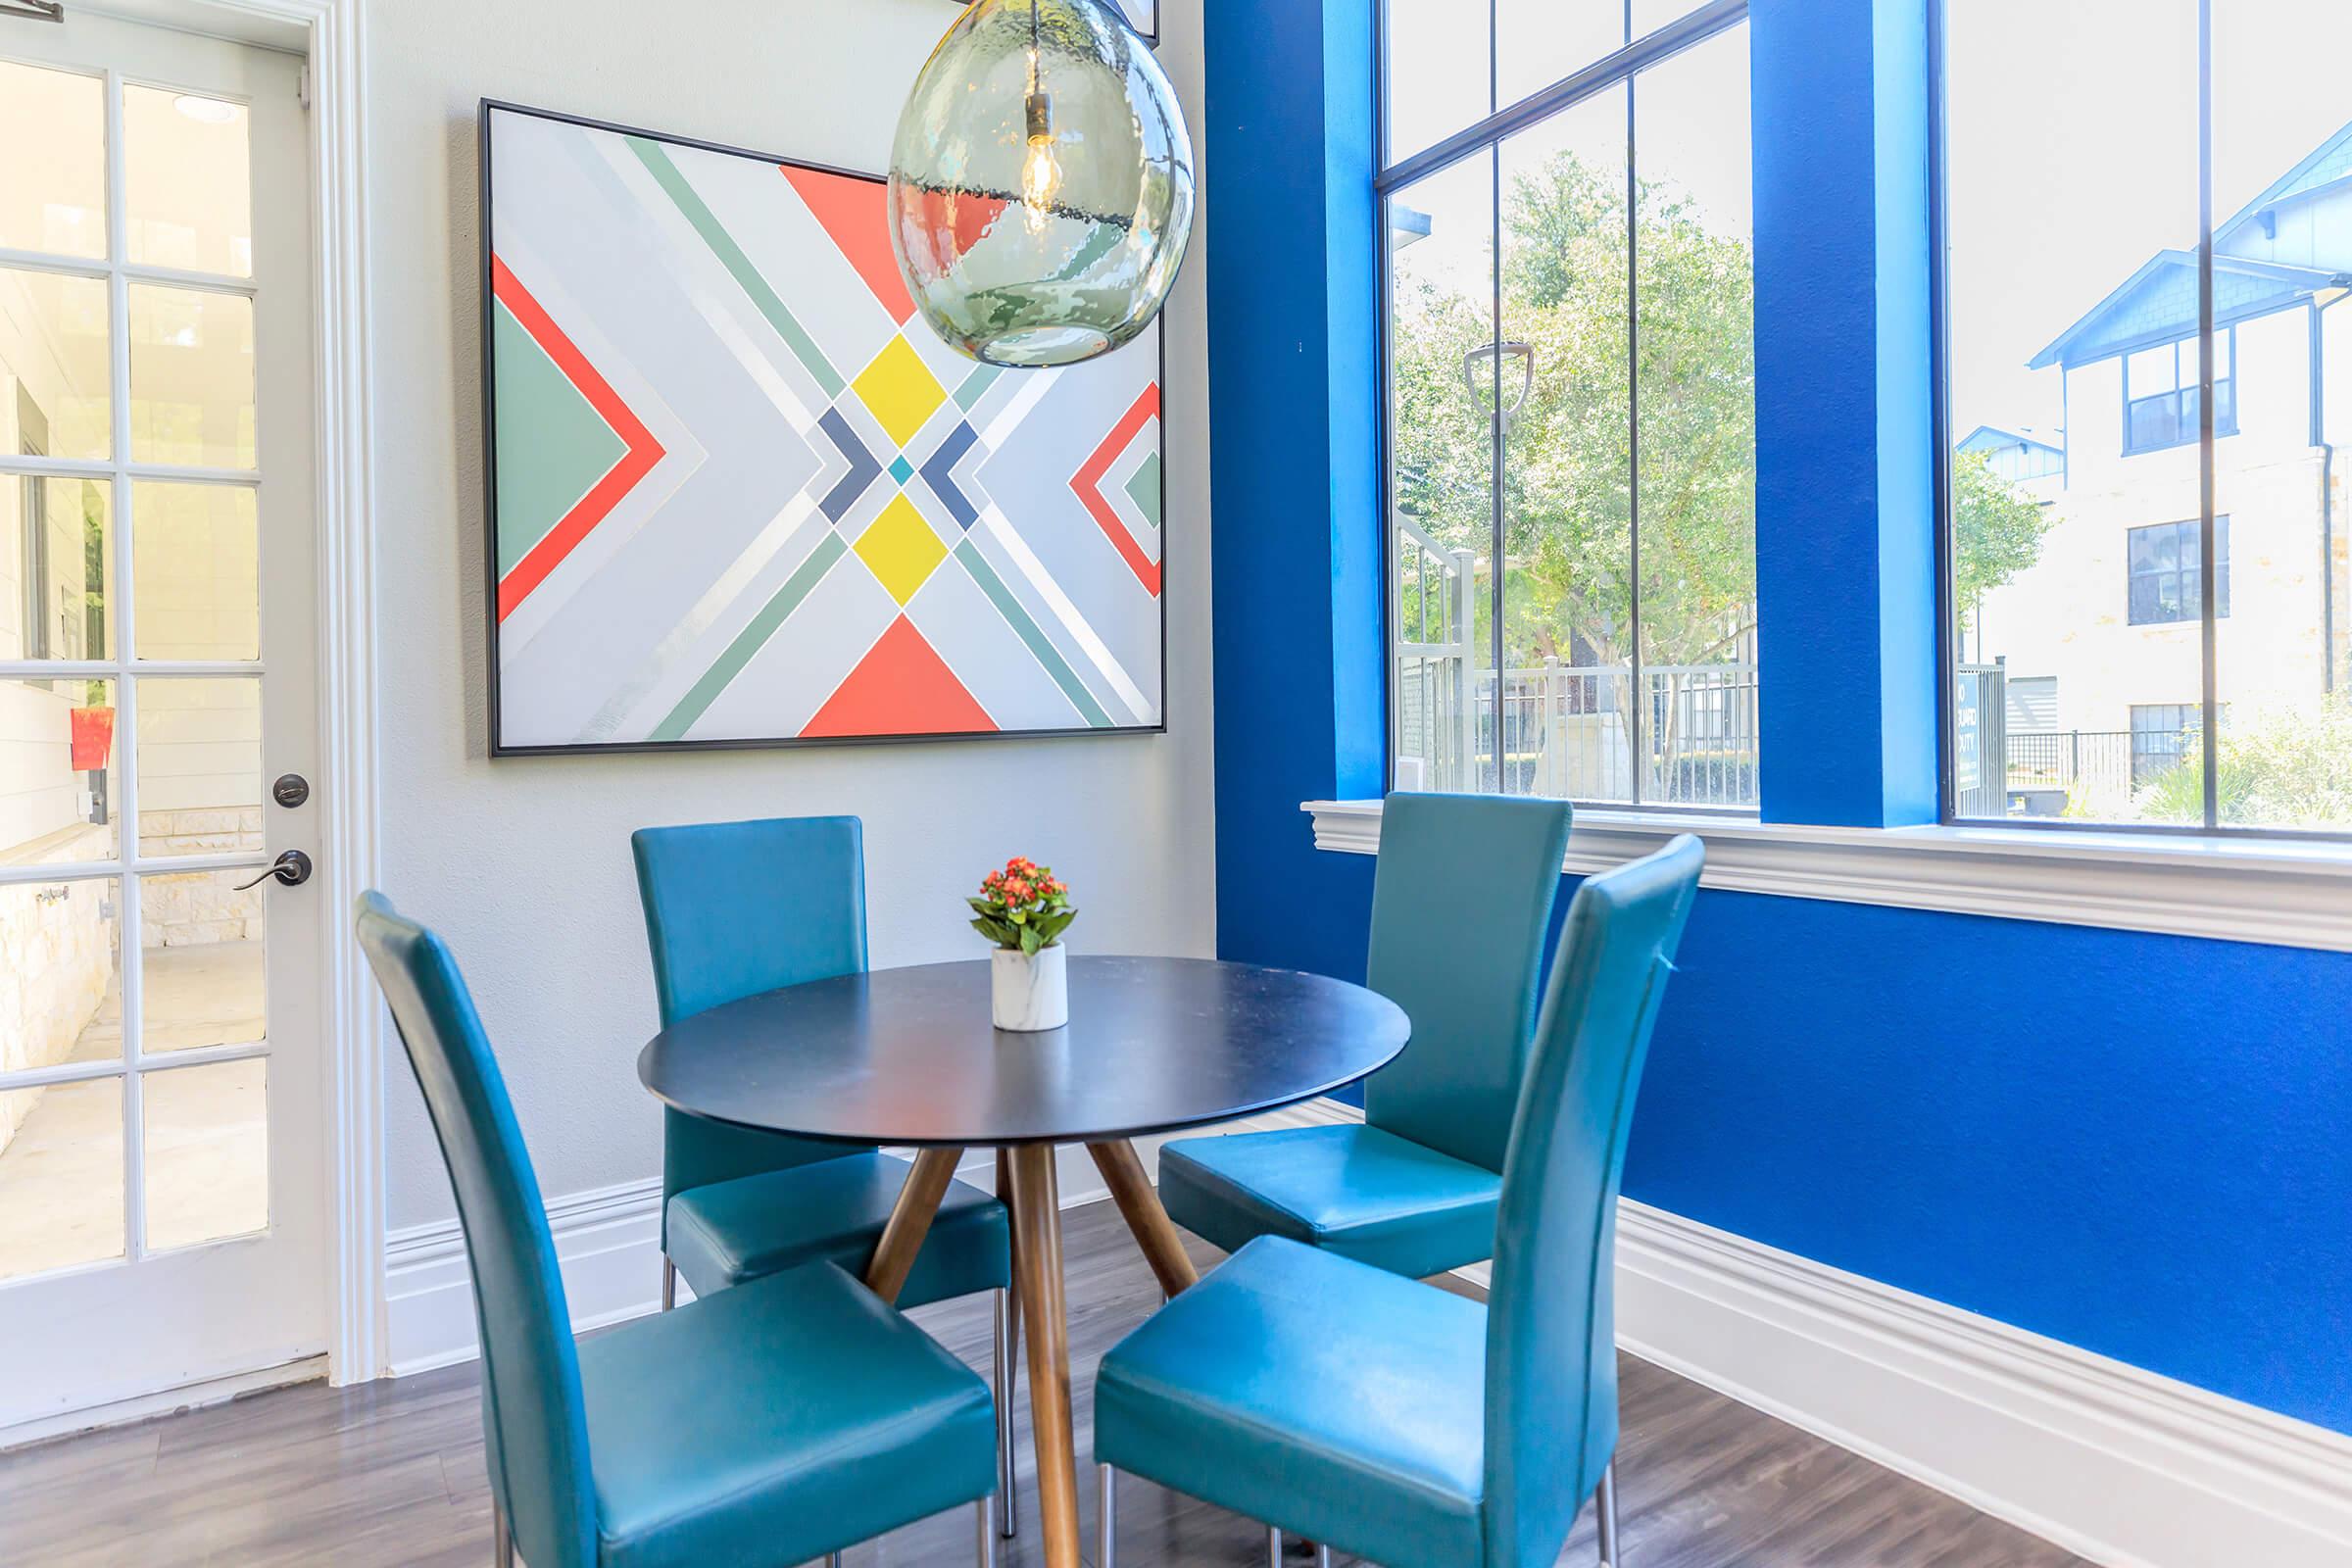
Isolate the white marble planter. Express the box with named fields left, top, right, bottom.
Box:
left=991, top=945, right=1068, bottom=1031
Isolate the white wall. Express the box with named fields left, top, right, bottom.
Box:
left=365, top=0, right=1215, bottom=1229
left=1977, top=305, right=2336, bottom=772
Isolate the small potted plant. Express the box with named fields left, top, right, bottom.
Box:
left=969, top=857, right=1076, bottom=1031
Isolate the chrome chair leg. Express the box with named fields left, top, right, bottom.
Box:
left=490, top=1495, right=514, bottom=1568
left=977, top=1495, right=998, bottom=1568
left=1267, top=1526, right=1283, bottom=1568
left=994, top=1288, right=1018, bottom=1538
left=824, top=1554, right=841, bottom=1568
left=1596, top=1458, right=1621, bottom=1567
left=1314, top=1547, right=1333, bottom=1568
left=661, top=1254, right=677, bottom=1312
left=1097, top=1464, right=1116, bottom=1568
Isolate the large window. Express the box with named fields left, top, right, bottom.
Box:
left=1940, top=0, right=2352, bottom=834
left=1382, top=1, right=1757, bottom=809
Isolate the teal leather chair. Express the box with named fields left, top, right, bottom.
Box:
left=631, top=817, right=1020, bottom=1532
left=1157, top=792, right=1575, bottom=1280
left=1094, top=835, right=1703, bottom=1568
left=355, top=892, right=1001, bottom=1568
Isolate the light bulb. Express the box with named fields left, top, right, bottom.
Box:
left=1021, top=85, right=1061, bottom=232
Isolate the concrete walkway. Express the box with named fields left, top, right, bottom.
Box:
left=0, top=942, right=270, bottom=1280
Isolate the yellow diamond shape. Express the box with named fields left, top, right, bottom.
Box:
left=854, top=495, right=949, bottom=607
left=852, top=336, right=948, bottom=451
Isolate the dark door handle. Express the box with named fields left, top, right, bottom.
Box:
left=234, top=850, right=313, bottom=891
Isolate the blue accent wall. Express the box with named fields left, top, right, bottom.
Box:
left=1630, top=890, right=2352, bottom=1434
left=1205, top=0, right=2352, bottom=1437
left=1754, top=0, right=1938, bottom=827
left=1204, top=0, right=1384, bottom=984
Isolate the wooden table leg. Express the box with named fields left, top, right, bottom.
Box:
left=1006, top=1144, right=1081, bottom=1568
left=865, top=1147, right=962, bottom=1305
left=1088, top=1139, right=1200, bottom=1298
left=995, top=1147, right=1021, bottom=1541
left=997, top=1148, right=1022, bottom=1373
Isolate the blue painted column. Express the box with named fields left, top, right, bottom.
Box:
left=1752, top=0, right=1939, bottom=826
left=1204, top=0, right=1384, bottom=974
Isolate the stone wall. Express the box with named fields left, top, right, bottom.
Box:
left=138, top=808, right=265, bottom=949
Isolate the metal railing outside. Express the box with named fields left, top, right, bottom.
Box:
left=1406, top=661, right=1761, bottom=808
left=2004, top=730, right=2133, bottom=802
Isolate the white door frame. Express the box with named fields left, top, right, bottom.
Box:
left=79, top=0, right=386, bottom=1388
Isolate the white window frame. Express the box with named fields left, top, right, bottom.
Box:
left=1301, top=797, right=2352, bottom=953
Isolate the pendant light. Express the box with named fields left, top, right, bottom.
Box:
left=888, top=0, right=1196, bottom=368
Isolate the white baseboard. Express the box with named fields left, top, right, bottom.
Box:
left=385, top=1176, right=667, bottom=1376
left=1610, top=1200, right=2352, bottom=1568
left=381, top=1096, right=2352, bottom=1568
left=380, top=1103, right=1346, bottom=1378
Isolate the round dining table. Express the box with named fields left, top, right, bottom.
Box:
left=638, top=954, right=1409, bottom=1568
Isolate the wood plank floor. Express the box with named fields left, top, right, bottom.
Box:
left=0, top=1200, right=2089, bottom=1567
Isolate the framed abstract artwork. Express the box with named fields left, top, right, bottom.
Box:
left=480, top=101, right=1167, bottom=756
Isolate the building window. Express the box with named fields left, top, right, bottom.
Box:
left=1381, top=3, right=1757, bottom=808
left=2122, top=333, right=2236, bottom=456
left=2126, top=516, right=2230, bottom=626
left=1939, top=0, right=2352, bottom=835
left=2130, top=703, right=2229, bottom=788
left=2130, top=704, right=2198, bottom=786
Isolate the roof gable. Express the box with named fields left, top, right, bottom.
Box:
left=1957, top=424, right=2060, bottom=458
left=2028, top=251, right=2333, bottom=369
left=2216, top=120, right=2352, bottom=249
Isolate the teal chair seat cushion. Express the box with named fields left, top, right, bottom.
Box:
left=1157, top=1123, right=1501, bottom=1280
left=581, top=1259, right=997, bottom=1568
left=663, top=1152, right=1009, bottom=1307
left=1095, top=1236, right=1487, bottom=1568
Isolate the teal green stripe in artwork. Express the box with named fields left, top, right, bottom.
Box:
left=954, top=541, right=1113, bottom=727
left=492, top=300, right=627, bottom=577
left=1124, top=451, right=1162, bottom=531
left=652, top=531, right=850, bottom=742
left=627, top=135, right=846, bottom=399
left=953, top=363, right=1004, bottom=412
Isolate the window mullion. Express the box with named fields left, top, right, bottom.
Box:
left=99, top=65, right=150, bottom=1263
left=2195, top=0, right=2220, bottom=832
left=1627, top=71, right=1644, bottom=807
left=1490, top=149, right=1506, bottom=794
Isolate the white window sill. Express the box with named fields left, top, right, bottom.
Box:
left=1302, top=799, right=2352, bottom=953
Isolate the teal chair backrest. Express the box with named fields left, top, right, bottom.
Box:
left=1362, top=792, right=1576, bottom=1173
left=355, top=893, right=597, bottom=1568
left=632, top=817, right=873, bottom=1229
left=1483, top=835, right=1702, bottom=1568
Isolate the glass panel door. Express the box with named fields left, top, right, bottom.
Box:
left=0, top=9, right=320, bottom=1436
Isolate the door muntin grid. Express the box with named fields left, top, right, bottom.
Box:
left=1, top=51, right=271, bottom=1283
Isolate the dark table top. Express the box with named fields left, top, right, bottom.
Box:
left=637, top=955, right=1409, bottom=1147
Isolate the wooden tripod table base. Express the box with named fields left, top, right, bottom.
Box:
left=640, top=957, right=1410, bottom=1568
left=864, top=1139, right=1199, bottom=1568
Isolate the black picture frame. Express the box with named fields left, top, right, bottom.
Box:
left=479, top=99, right=1170, bottom=759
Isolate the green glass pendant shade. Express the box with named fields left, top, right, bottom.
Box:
left=889, top=0, right=1196, bottom=368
